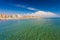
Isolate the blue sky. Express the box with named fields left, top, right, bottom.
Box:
left=0, top=0, right=60, bottom=15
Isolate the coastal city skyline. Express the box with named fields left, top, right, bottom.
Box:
left=0, top=11, right=59, bottom=20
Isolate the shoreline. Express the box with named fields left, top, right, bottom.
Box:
left=0, top=17, right=41, bottom=20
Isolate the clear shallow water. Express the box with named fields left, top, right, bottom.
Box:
left=0, top=18, right=60, bottom=40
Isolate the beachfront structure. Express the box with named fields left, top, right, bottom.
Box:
left=0, top=14, right=40, bottom=19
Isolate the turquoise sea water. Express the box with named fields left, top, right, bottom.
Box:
left=0, top=18, right=60, bottom=40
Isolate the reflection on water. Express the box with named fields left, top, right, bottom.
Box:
left=0, top=18, right=60, bottom=40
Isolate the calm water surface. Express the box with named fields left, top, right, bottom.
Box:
left=0, top=18, right=60, bottom=40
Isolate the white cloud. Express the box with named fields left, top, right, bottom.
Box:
left=33, top=11, right=57, bottom=17
left=23, top=11, right=58, bottom=18
left=14, top=4, right=25, bottom=8
left=14, top=4, right=38, bottom=11
left=27, top=7, right=38, bottom=10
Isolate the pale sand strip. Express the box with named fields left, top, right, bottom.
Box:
left=0, top=18, right=20, bottom=20
left=0, top=17, right=41, bottom=20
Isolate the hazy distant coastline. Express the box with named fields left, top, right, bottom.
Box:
left=0, top=14, right=40, bottom=20
left=0, top=11, right=59, bottom=20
